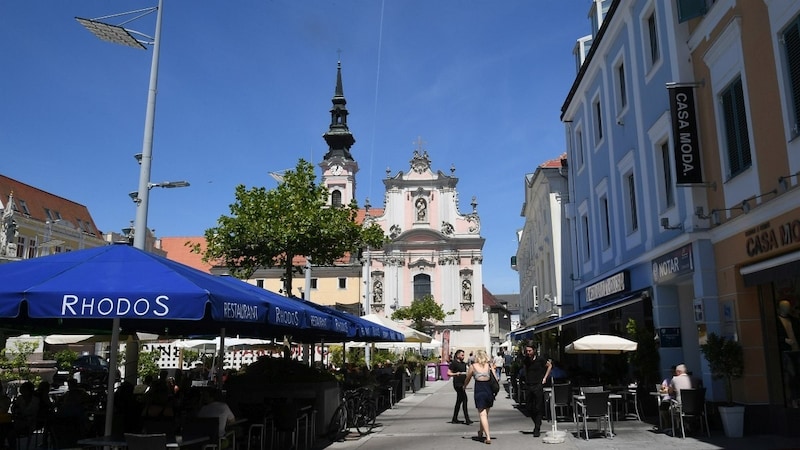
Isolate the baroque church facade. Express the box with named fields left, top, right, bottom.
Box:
left=222, top=62, right=490, bottom=352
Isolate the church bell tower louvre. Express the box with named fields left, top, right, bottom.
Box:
left=320, top=61, right=358, bottom=207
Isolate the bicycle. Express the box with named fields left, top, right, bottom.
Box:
left=327, top=387, right=378, bottom=438
left=351, top=387, right=377, bottom=435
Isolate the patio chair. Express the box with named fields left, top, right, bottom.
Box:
left=574, top=391, right=612, bottom=439
left=183, top=416, right=235, bottom=450
left=670, top=388, right=710, bottom=438
left=124, top=432, right=168, bottom=450
left=552, top=383, right=573, bottom=421
left=580, top=385, right=604, bottom=394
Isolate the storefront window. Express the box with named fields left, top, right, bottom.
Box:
left=774, top=277, right=800, bottom=408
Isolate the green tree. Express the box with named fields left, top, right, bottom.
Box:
left=626, top=318, right=660, bottom=386
left=0, top=341, right=39, bottom=384
left=390, top=295, right=453, bottom=331
left=194, top=159, right=386, bottom=294
left=138, top=349, right=161, bottom=381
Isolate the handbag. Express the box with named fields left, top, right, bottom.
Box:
left=489, top=370, right=500, bottom=396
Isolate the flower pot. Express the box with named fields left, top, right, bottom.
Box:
left=718, top=405, right=744, bottom=438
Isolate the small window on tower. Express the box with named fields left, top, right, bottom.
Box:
left=331, top=190, right=342, bottom=206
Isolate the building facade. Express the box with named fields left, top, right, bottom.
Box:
left=513, top=0, right=800, bottom=435
left=0, top=175, right=107, bottom=263
left=514, top=154, right=575, bottom=330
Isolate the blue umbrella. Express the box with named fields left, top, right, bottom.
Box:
left=213, top=275, right=350, bottom=342
left=0, top=244, right=343, bottom=340
left=293, top=298, right=405, bottom=342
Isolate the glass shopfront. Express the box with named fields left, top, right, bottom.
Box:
left=769, top=276, right=800, bottom=409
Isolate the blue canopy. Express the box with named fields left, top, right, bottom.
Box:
left=0, top=244, right=345, bottom=340
left=213, top=276, right=351, bottom=341
left=293, top=298, right=404, bottom=342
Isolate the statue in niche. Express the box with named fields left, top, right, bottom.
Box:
left=373, top=280, right=383, bottom=304
left=415, top=197, right=427, bottom=222
left=462, top=279, right=472, bottom=302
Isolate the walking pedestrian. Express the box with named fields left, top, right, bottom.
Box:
left=464, top=349, right=495, bottom=444
left=493, top=351, right=505, bottom=380
left=447, top=349, right=473, bottom=424
left=522, top=344, right=551, bottom=437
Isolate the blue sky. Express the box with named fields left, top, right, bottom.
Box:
left=1, top=1, right=592, bottom=295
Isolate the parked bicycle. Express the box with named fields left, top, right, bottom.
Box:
left=327, top=387, right=377, bottom=438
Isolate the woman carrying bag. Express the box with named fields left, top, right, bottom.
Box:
left=464, top=349, right=499, bottom=444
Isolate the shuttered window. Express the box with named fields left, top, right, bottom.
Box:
left=782, top=16, right=800, bottom=137
left=720, top=76, right=751, bottom=178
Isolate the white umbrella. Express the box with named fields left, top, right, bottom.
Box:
left=362, top=314, right=433, bottom=343
left=44, top=332, right=160, bottom=345
left=564, top=334, right=637, bottom=354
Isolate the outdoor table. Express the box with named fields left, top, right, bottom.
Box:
left=650, top=391, right=669, bottom=430
left=78, top=434, right=209, bottom=449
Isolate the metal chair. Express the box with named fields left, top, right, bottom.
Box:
left=124, top=432, right=168, bottom=450
left=580, top=385, right=604, bottom=394
left=574, top=391, right=612, bottom=439
left=552, top=383, right=572, bottom=421
left=183, top=416, right=235, bottom=450
left=671, top=388, right=710, bottom=438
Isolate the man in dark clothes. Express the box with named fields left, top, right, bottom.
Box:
left=447, top=349, right=473, bottom=424
left=523, top=344, right=552, bottom=437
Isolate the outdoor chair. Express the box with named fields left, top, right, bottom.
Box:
left=183, top=416, right=235, bottom=450
left=552, top=383, right=572, bottom=421
left=142, top=418, right=177, bottom=439
left=670, top=388, right=710, bottom=438
left=574, top=391, right=612, bottom=439
left=124, top=432, right=168, bottom=450
left=580, top=385, right=604, bottom=394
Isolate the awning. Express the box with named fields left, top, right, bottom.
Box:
left=740, top=249, right=800, bottom=286
left=509, top=289, right=649, bottom=340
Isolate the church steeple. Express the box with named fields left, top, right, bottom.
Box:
left=322, top=61, right=355, bottom=161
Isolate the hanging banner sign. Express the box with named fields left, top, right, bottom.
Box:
left=668, top=84, right=704, bottom=184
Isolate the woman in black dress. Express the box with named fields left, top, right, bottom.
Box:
left=464, top=349, right=495, bottom=444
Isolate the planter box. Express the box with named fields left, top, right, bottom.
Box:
left=719, top=405, right=745, bottom=438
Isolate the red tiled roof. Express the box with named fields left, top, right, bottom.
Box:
left=159, top=237, right=215, bottom=273
left=539, top=153, right=567, bottom=169
left=483, top=285, right=500, bottom=307
left=0, top=174, right=102, bottom=236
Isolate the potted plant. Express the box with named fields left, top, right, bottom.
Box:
left=700, top=332, right=745, bottom=437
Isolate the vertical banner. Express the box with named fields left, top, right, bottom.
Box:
left=668, top=84, right=704, bottom=184
left=441, top=329, right=451, bottom=362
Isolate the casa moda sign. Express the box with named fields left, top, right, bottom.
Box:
left=744, top=218, right=800, bottom=257
left=585, top=271, right=629, bottom=303
left=668, top=84, right=704, bottom=184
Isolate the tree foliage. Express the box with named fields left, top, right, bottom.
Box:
left=700, top=332, right=744, bottom=404
left=194, top=159, right=386, bottom=294
left=626, top=318, right=660, bottom=386
left=390, top=295, right=453, bottom=331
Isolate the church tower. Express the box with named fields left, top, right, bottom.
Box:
left=320, top=61, right=358, bottom=206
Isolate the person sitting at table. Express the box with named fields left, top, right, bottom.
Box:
left=657, top=365, right=676, bottom=430
left=114, top=381, right=143, bottom=434
left=141, top=378, right=175, bottom=419
left=668, top=364, right=692, bottom=403
left=11, top=381, right=40, bottom=445
left=0, top=389, right=14, bottom=450
left=196, top=389, right=237, bottom=449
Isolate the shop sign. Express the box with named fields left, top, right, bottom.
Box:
left=651, top=243, right=694, bottom=284
left=668, top=85, right=704, bottom=184
left=585, top=271, right=629, bottom=303
left=744, top=219, right=800, bottom=257
left=658, top=327, right=682, bottom=348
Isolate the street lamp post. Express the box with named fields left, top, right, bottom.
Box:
left=77, top=0, right=163, bottom=437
